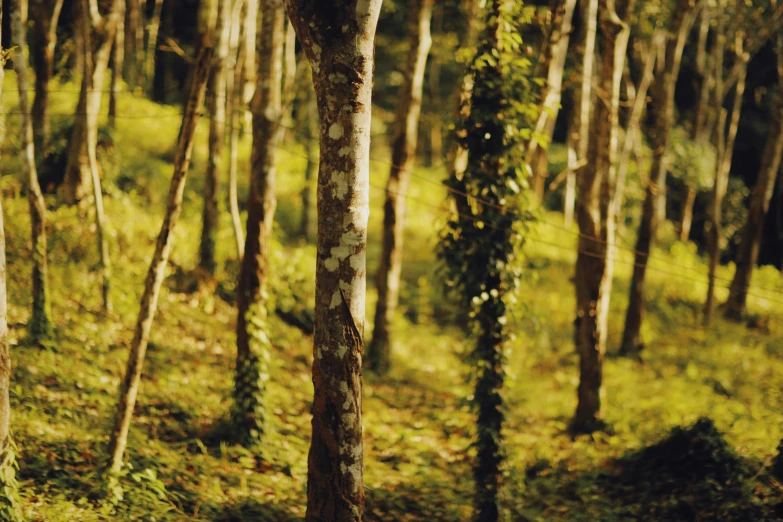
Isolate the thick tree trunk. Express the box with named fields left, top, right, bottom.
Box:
left=109, top=7, right=125, bottom=128
left=199, top=0, right=231, bottom=275
left=233, top=0, right=285, bottom=446
left=572, top=0, right=632, bottom=434
left=142, top=0, right=164, bottom=92
left=13, top=0, right=54, bottom=340
left=724, top=100, right=783, bottom=319
left=301, top=82, right=317, bottom=241
left=366, top=0, right=433, bottom=376
left=30, top=0, right=64, bottom=151
left=106, top=47, right=213, bottom=474
left=565, top=0, right=598, bottom=228
left=284, top=0, right=382, bottom=518
left=529, top=0, right=577, bottom=201
left=705, top=36, right=748, bottom=323
left=679, top=186, right=696, bottom=241
left=620, top=0, right=697, bottom=356
left=63, top=0, right=124, bottom=205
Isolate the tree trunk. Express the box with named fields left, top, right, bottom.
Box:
left=106, top=47, right=213, bottom=475
left=284, top=0, right=382, bottom=518
left=63, top=0, right=124, bottom=205
left=679, top=186, right=696, bottom=241
left=366, top=0, right=432, bottom=375
left=565, top=0, right=598, bottom=227
left=232, top=0, right=285, bottom=446
left=241, top=0, right=259, bottom=132
left=529, top=0, right=578, bottom=202
left=142, top=0, right=164, bottom=92
left=426, top=4, right=443, bottom=168
left=123, top=0, right=143, bottom=88
left=572, top=0, right=632, bottom=434
left=30, top=0, right=64, bottom=152
left=226, top=0, right=245, bottom=261
left=12, top=0, right=55, bottom=341
left=198, top=0, right=231, bottom=275
left=301, top=81, right=317, bottom=241
left=620, top=0, right=697, bottom=356
left=109, top=6, right=125, bottom=128
left=280, top=19, right=297, bottom=136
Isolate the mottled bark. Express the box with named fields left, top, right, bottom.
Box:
left=63, top=0, right=124, bottom=205
left=529, top=0, right=577, bottom=201
left=724, top=99, right=783, bottom=319
left=233, top=0, right=285, bottom=446
left=142, top=0, right=164, bottom=92
left=30, top=0, right=64, bottom=151
left=12, top=0, right=54, bottom=340
left=620, top=0, right=697, bottom=355
left=565, top=0, right=598, bottom=228
left=284, top=0, right=382, bottom=519
left=572, top=0, right=632, bottom=433
left=705, top=35, right=748, bottom=323
left=199, top=0, right=231, bottom=275
left=301, top=83, right=317, bottom=241
left=366, top=0, right=432, bottom=375
left=106, top=47, right=213, bottom=474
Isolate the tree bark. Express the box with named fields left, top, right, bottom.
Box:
left=529, top=0, right=577, bottom=201
left=63, top=0, right=124, bottom=205
left=284, top=0, right=382, bottom=518
left=572, top=0, right=632, bottom=433
left=12, top=0, right=54, bottom=341
left=565, top=0, right=598, bottom=228
left=241, top=0, right=259, bottom=132
left=620, top=0, right=698, bottom=356
left=366, top=0, right=433, bottom=376
left=679, top=186, right=696, bottom=241
left=705, top=35, right=748, bottom=323
left=142, top=0, right=164, bottom=92
left=123, top=0, right=143, bottom=88
left=30, top=0, right=64, bottom=152
left=198, top=0, right=231, bottom=275
left=233, top=0, right=285, bottom=446
left=226, top=0, right=245, bottom=261
left=109, top=5, right=125, bottom=128
left=106, top=47, right=213, bottom=475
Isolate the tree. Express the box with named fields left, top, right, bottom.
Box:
left=12, top=0, right=54, bottom=341
left=123, top=0, right=144, bottom=89
left=232, top=0, right=285, bottom=446
left=226, top=0, right=246, bottom=260
left=366, top=0, right=433, bottom=375
left=29, top=0, right=65, bottom=151
left=620, top=0, right=698, bottom=356
left=106, top=47, right=213, bottom=475
left=724, top=96, right=783, bottom=319
left=62, top=0, right=124, bottom=205
left=564, top=0, right=598, bottom=229
left=199, top=0, right=231, bottom=275
left=439, top=1, right=534, bottom=518
left=283, top=0, right=382, bottom=517
left=108, top=5, right=125, bottom=129
left=528, top=0, right=577, bottom=201
left=142, top=0, right=165, bottom=92
left=572, top=0, right=633, bottom=433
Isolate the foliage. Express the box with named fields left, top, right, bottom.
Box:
left=667, top=125, right=716, bottom=191
left=0, top=438, right=23, bottom=522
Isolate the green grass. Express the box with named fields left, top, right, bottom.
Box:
left=1, top=74, right=782, bottom=520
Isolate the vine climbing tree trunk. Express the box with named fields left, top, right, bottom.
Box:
left=572, top=0, right=632, bottom=434
left=106, top=47, right=213, bottom=475
left=30, top=0, right=64, bottom=152
left=366, top=0, right=433, bottom=376
left=620, top=0, right=698, bottom=356
left=233, top=0, right=285, bottom=446
left=12, top=0, right=54, bottom=341
left=284, top=0, right=382, bottom=518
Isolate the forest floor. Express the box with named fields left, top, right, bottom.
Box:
left=1, top=76, right=783, bottom=521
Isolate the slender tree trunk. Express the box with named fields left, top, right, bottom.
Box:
left=705, top=36, right=749, bottom=323
left=724, top=96, right=783, bottom=319
left=30, top=0, right=64, bottom=152
left=13, top=0, right=55, bottom=340
left=280, top=19, right=297, bottom=136
left=620, top=0, right=697, bottom=356
left=565, top=0, right=598, bottom=228
left=142, top=0, right=164, bottom=92
left=284, top=0, right=382, bottom=518
left=679, top=186, right=696, bottom=240
left=572, top=0, right=632, bottom=433
left=109, top=6, right=125, bottom=128
left=106, top=47, right=213, bottom=475
left=199, top=0, right=231, bottom=275
left=529, top=0, right=577, bottom=201
left=226, top=0, right=245, bottom=261
left=301, top=81, right=317, bottom=241
left=63, top=0, right=124, bottom=205
left=427, top=6, right=442, bottom=167
left=232, top=0, right=285, bottom=446
left=123, top=0, right=143, bottom=88
left=242, top=0, right=259, bottom=132
left=366, top=0, right=433, bottom=375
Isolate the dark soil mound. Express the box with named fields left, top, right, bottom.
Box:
left=606, top=417, right=782, bottom=521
